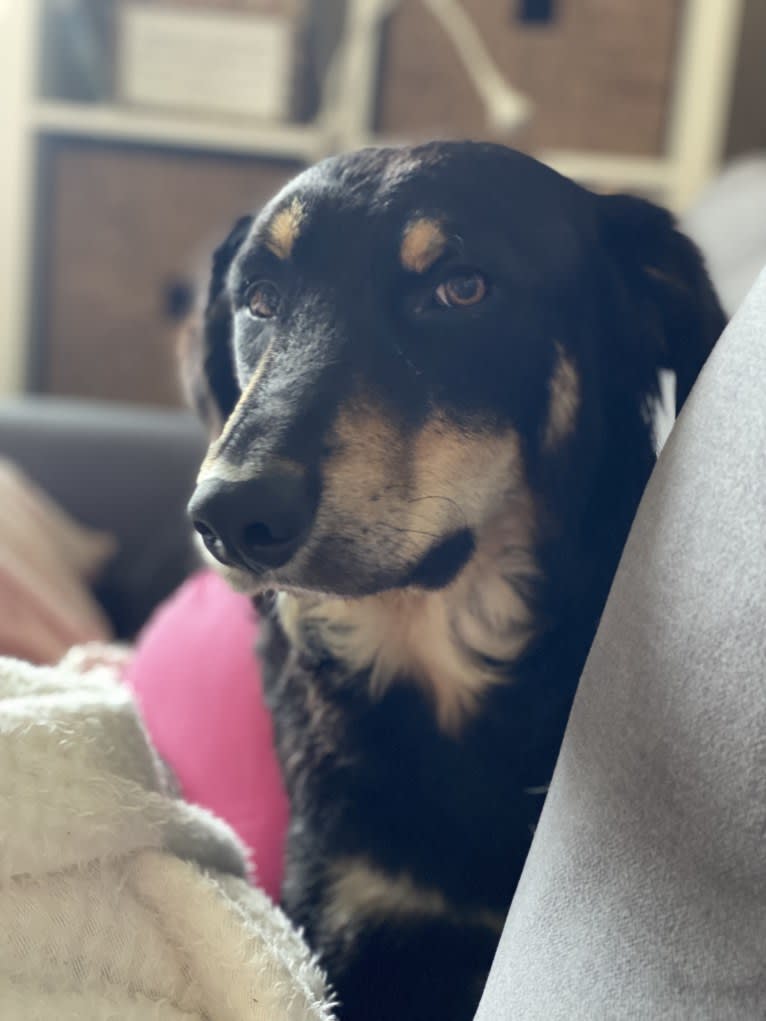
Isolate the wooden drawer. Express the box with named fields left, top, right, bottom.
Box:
left=377, top=0, right=684, bottom=157
left=37, top=140, right=299, bottom=406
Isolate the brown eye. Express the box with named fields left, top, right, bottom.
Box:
left=245, top=281, right=281, bottom=319
left=434, top=271, right=487, bottom=308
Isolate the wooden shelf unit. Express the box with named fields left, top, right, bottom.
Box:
left=0, top=0, right=746, bottom=400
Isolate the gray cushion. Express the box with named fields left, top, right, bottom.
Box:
left=475, top=271, right=766, bottom=1019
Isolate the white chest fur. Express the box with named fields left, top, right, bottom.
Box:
left=278, top=500, right=538, bottom=734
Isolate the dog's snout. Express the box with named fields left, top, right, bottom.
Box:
left=189, top=470, right=317, bottom=571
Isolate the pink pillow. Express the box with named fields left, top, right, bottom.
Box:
left=125, top=570, right=288, bottom=900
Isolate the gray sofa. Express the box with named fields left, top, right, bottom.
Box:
left=476, top=270, right=766, bottom=1018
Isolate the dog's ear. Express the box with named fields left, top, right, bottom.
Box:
left=598, top=194, right=726, bottom=413
left=179, top=213, right=253, bottom=436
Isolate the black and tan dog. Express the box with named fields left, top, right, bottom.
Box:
left=185, top=142, right=724, bottom=1020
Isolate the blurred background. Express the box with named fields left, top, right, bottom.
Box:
left=1, top=0, right=764, bottom=410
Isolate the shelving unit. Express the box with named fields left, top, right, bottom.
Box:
left=29, top=100, right=328, bottom=161
left=0, top=0, right=344, bottom=401
left=0, top=0, right=746, bottom=401
left=26, top=102, right=679, bottom=195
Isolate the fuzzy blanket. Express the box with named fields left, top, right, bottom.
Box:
left=0, top=654, right=336, bottom=1020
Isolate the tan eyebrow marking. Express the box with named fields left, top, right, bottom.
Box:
left=400, top=217, right=448, bottom=273
left=544, top=343, right=580, bottom=450
left=265, top=197, right=306, bottom=260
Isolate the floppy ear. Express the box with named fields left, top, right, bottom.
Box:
left=179, top=214, right=253, bottom=435
left=598, top=194, right=726, bottom=413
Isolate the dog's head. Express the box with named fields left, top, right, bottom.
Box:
left=187, top=142, right=724, bottom=600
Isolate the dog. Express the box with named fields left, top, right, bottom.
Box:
left=184, top=142, right=725, bottom=1020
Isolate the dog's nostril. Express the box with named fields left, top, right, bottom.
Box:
left=243, top=521, right=280, bottom=548
left=193, top=519, right=231, bottom=562
left=193, top=521, right=216, bottom=544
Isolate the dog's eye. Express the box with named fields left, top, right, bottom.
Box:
left=434, top=271, right=487, bottom=308
left=245, top=281, right=281, bottom=319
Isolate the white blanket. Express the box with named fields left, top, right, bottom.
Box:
left=0, top=655, right=336, bottom=1020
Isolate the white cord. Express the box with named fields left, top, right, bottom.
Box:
left=320, top=0, right=401, bottom=150
left=320, top=0, right=533, bottom=152
left=421, top=0, right=533, bottom=133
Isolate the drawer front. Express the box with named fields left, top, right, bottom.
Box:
left=377, top=0, right=684, bottom=157
left=38, top=141, right=299, bottom=406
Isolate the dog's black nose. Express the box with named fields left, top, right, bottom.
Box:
left=189, top=471, right=317, bottom=570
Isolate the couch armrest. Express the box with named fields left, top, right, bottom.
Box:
left=0, top=396, right=206, bottom=637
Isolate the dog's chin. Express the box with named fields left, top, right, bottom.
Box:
left=200, top=528, right=476, bottom=599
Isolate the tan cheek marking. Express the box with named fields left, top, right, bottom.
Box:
left=265, top=197, right=306, bottom=260
left=412, top=418, right=526, bottom=528
left=322, top=410, right=512, bottom=542
left=320, top=403, right=405, bottom=516
left=400, top=217, right=447, bottom=273
left=197, top=338, right=274, bottom=482
left=544, top=344, right=580, bottom=450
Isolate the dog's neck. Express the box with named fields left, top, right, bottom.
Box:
left=276, top=494, right=539, bottom=734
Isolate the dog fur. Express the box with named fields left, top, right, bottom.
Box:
left=183, top=142, right=725, bottom=1020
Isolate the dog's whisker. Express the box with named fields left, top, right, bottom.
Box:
left=405, top=494, right=470, bottom=531
left=371, top=521, right=444, bottom=542
left=414, top=493, right=468, bottom=514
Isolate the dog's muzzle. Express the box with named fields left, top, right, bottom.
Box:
left=188, top=470, right=318, bottom=572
